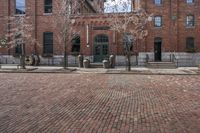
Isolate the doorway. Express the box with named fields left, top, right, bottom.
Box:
left=94, top=35, right=109, bottom=62
left=154, top=37, right=162, bottom=61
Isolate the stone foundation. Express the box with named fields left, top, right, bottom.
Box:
left=1, top=53, right=199, bottom=67
left=138, top=52, right=200, bottom=67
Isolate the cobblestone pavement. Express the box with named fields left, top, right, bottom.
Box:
left=0, top=73, right=200, bottom=133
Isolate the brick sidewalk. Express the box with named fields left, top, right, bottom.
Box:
left=0, top=73, right=200, bottom=133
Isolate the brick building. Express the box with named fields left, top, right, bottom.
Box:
left=138, top=0, right=200, bottom=66
left=0, top=0, right=200, bottom=67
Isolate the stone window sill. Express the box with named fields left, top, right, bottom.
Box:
left=43, top=13, right=52, bottom=16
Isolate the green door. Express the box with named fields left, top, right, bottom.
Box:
left=94, top=35, right=109, bottom=62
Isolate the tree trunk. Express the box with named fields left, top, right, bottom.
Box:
left=63, top=39, right=68, bottom=69
left=20, top=43, right=26, bottom=69
left=127, top=52, right=131, bottom=71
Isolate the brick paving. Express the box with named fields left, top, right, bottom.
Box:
left=0, top=73, right=200, bottom=133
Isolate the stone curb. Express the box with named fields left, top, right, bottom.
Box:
left=0, top=68, right=77, bottom=74
left=0, top=68, right=199, bottom=75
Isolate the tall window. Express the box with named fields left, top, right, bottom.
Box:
left=154, top=16, right=162, bottom=27
left=187, top=0, right=194, bottom=4
left=15, top=0, right=25, bottom=14
left=15, top=44, right=22, bottom=54
left=186, top=37, right=195, bottom=50
left=186, top=15, right=195, bottom=27
left=154, top=0, right=162, bottom=5
left=71, top=35, right=80, bottom=53
left=43, top=32, right=53, bottom=54
left=44, top=0, right=52, bottom=13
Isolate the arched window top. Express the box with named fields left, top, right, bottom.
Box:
left=154, top=37, right=162, bottom=42
left=71, top=35, right=80, bottom=53
left=72, top=35, right=80, bottom=44
left=95, top=35, right=109, bottom=43
left=186, top=37, right=194, bottom=40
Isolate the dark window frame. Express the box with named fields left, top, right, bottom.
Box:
left=43, top=32, right=53, bottom=55
left=44, top=0, right=53, bottom=13
left=154, top=16, right=162, bottom=27
left=71, top=35, right=81, bottom=53
left=186, top=37, right=195, bottom=50
left=15, top=44, right=22, bottom=54
left=15, top=0, right=26, bottom=15
left=94, top=35, right=109, bottom=43
left=186, top=15, right=195, bottom=27
left=154, top=0, right=162, bottom=5
left=186, top=0, right=194, bottom=4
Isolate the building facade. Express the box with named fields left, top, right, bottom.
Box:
left=138, top=0, right=200, bottom=66
left=0, top=0, right=200, bottom=67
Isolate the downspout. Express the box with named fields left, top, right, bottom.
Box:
left=176, top=0, right=179, bottom=52
left=169, top=0, right=172, bottom=53
left=8, top=0, right=11, bottom=55
left=34, top=0, right=37, bottom=55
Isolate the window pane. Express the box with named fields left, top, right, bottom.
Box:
left=43, top=32, right=53, bottom=54
left=71, top=36, right=80, bottom=52
left=154, top=16, right=162, bottom=27
left=44, top=0, right=52, bottom=13
left=95, top=35, right=108, bottom=43
left=16, top=0, right=25, bottom=14
left=186, top=37, right=194, bottom=49
left=102, top=45, right=108, bottom=55
left=45, top=0, right=52, bottom=5
left=155, top=0, right=161, bottom=5
left=187, top=0, right=194, bottom=4
left=186, top=15, right=194, bottom=27
left=15, top=44, right=22, bottom=54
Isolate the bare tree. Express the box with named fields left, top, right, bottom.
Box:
left=53, top=0, right=83, bottom=69
left=4, top=16, right=35, bottom=69
left=106, top=0, right=152, bottom=71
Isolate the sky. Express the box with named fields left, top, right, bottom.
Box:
left=16, top=0, right=25, bottom=11
left=16, top=0, right=25, bottom=7
left=104, top=0, right=132, bottom=13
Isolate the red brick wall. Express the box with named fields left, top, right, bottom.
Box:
left=0, top=0, right=200, bottom=56
left=140, top=0, right=200, bottom=53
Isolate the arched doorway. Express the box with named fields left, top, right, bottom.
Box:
left=94, top=35, right=109, bottom=62
left=71, top=35, right=80, bottom=53
left=154, top=37, right=162, bottom=61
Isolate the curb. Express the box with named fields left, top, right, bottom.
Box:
left=0, top=68, right=77, bottom=74
left=0, top=68, right=199, bottom=75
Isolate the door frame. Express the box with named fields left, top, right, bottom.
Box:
left=93, top=35, right=109, bottom=62
left=154, top=37, right=162, bottom=62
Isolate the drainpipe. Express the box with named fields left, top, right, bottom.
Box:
left=7, top=0, right=11, bottom=56
left=34, top=0, right=37, bottom=55
left=176, top=0, right=179, bottom=52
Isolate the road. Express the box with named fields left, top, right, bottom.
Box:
left=0, top=73, right=200, bottom=133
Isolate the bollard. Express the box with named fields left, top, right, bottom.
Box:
left=83, top=59, right=90, bottom=68
left=78, top=54, right=84, bottom=68
left=103, top=59, right=110, bottom=69
left=109, top=55, right=116, bottom=68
